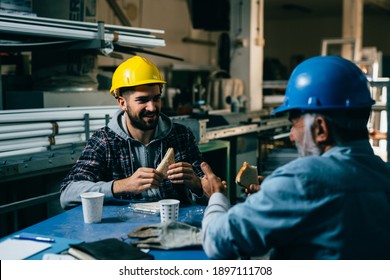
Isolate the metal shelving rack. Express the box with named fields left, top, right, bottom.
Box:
left=0, top=12, right=176, bottom=236
left=0, top=12, right=166, bottom=52
left=369, top=78, right=390, bottom=161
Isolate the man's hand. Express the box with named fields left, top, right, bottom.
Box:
left=113, top=167, right=163, bottom=196
left=200, top=162, right=227, bottom=197
left=244, top=175, right=265, bottom=196
left=167, top=162, right=202, bottom=194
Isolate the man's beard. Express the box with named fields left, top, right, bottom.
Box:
left=295, top=114, right=322, bottom=157
left=126, top=107, right=159, bottom=131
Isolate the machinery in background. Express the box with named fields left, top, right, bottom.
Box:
left=0, top=105, right=292, bottom=230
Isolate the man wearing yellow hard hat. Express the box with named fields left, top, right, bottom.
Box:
left=60, top=56, right=206, bottom=209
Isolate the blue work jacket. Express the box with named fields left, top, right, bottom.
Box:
left=203, top=140, right=390, bottom=259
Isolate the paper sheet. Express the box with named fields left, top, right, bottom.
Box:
left=42, top=253, right=77, bottom=260
left=0, top=239, right=52, bottom=260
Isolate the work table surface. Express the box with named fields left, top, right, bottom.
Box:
left=2, top=202, right=209, bottom=260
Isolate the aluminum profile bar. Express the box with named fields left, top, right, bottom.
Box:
left=0, top=122, right=52, bottom=133
left=0, top=12, right=165, bottom=49
left=0, top=106, right=118, bottom=123
left=0, top=12, right=164, bottom=35
left=0, top=137, right=50, bottom=152
left=0, top=105, right=118, bottom=114
left=0, top=147, right=47, bottom=158
left=0, top=129, right=54, bottom=141
left=0, top=107, right=116, bottom=157
left=0, top=21, right=165, bottom=48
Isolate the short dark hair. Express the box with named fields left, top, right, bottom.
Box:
left=289, top=108, right=371, bottom=143
left=118, top=83, right=163, bottom=98
left=321, top=109, right=371, bottom=143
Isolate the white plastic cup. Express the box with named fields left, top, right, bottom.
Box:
left=159, top=199, right=180, bottom=223
left=80, top=192, right=104, bottom=223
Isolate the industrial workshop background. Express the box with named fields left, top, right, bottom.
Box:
left=0, top=0, right=389, bottom=237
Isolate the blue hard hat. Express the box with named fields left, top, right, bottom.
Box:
left=272, top=56, right=375, bottom=114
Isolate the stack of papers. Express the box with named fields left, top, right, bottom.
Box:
left=0, top=239, right=52, bottom=260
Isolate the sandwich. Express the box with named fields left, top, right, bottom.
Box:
left=156, top=147, right=175, bottom=179
left=235, top=161, right=258, bottom=188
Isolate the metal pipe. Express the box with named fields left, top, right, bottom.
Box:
left=0, top=137, right=49, bottom=152
left=0, top=105, right=118, bottom=114
left=0, top=108, right=117, bottom=123
left=58, top=124, right=104, bottom=134
left=0, top=122, right=52, bottom=133
left=0, top=12, right=164, bottom=35
left=0, top=147, right=47, bottom=158
left=0, top=132, right=89, bottom=154
left=0, top=20, right=165, bottom=48
left=0, top=129, right=53, bottom=141
left=55, top=134, right=86, bottom=145
left=0, top=121, right=105, bottom=142
left=0, top=106, right=116, bottom=158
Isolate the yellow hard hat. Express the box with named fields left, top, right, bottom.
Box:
left=110, top=56, right=166, bottom=98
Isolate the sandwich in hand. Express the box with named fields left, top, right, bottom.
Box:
left=156, top=147, right=175, bottom=179
left=235, top=161, right=258, bottom=188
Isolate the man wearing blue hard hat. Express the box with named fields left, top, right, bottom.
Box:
left=200, top=56, right=390, bottom=259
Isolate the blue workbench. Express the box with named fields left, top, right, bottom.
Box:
left=1, top=202, right=209, bottom=260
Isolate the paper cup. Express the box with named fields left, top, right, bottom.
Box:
left=159, top=199, right=180, bottom=223
left=80, top=192, right=104, bottom=223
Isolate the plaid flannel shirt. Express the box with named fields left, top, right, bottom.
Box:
left=60, top=121, right=205, bottom=205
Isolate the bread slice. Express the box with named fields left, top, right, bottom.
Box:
left=235, top=161, right=258, bottom=188
left=156, top=147, right=175, bottom=179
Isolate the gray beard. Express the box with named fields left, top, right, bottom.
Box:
left=296, top=114, right=322, bottom=157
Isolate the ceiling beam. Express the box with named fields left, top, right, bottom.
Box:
left=365, top=0, right=390, bottom=11
left=106, top=0, right=132, bottom=26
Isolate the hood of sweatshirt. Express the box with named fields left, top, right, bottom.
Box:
left=107, top=109, right=174, bottom=198
left=107, top=109, right=173, bottom=143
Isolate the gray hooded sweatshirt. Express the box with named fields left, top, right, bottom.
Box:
left=60, top=109, right=206, bottom=209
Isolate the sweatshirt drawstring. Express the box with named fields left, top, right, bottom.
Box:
left=128, top=139, right=162, bottom=199
left=160, top=142, right=163, bottom=163
left=128, top=140, right=134, bottom=175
